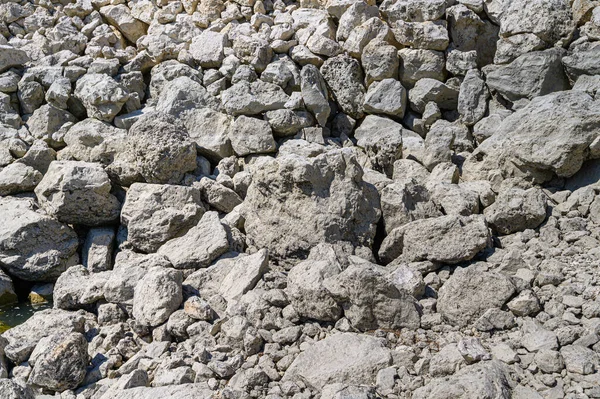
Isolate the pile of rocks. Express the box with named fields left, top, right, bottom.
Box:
left=0, top=0, right=600, bottom=397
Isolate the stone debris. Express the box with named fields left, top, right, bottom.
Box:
left=0, top=0, right=598, bottom=398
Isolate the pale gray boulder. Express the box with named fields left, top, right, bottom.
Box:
left=100, top=4, right=148, bottom=43
left=74, top=74, right=129, bottom=122
left=121, top=183, right=205, bottom=253
left=182, top=108, right=233, bottom=160
left=458, top=69, right=488, bottom=126
left=0, top=269, right=16, bottom=305
left=0, top=379, right=35, bottom=399
left=437, top=267, right=516, bottom=327
left=447, top=4, right=499, bottom=66
left=189, top=30, right=227, bottom=68
left=195, top=177, right=243, bottom=213
left=35, top=160, right=121, bottom=226
left=483, top=187, right=547, bottom=235
left=485, top=48, right=569, bottom=103
left=132, top=267, right=183, bottom=327
left=154, top=76, right=219, bottom=117
left=413, top=361, right=512, bottom=399
left=560, top=345, right=599, bottom=375
left=300, top=64, right=330, bottom=126
left=320, top=54, right=366, bottom=119
left=2, top=308, right=88, bottom=364
left=98, top=383, right=214, bottom=399
left=362, top=39, right=399, bottom=85
left=409, top=78, right=459, bottom=113
left=158, top=211, right=229, bottom=269
left=363, top=79, right=407, bottom=118
left=463, top=91, right=600, bottom=182
left=53, top=265, right=109, bottom=310
left=264, top=109, right=315, bottom=137
left=399, top=214, right=491, bottom=264
left=284, top=333, right=392, bottom=390
left=222, top=80, right=289, bottom=115
left=26, top=104, right=77, bottom=145
left=563, top=46, right=600, bottom=83
left=241, top=149, right=380, bottom=262
left=82, top=227, right=115, bottom=272
left=354, top=115, right=404, bottom=177
left=336, top=2, right=379, bottom=42
left=0, top=45, right=29, bottom=73
left=398, top=48, right=445, bottom=87
left=380, top=0, right=446, bottom=24
left=0, top=162, right=42, bottom=196
left=0, top=197, right=78, bottom=282
left=229, top=116, right=277, bottom=156
left=28, top=332, right=88, bottom=392
left=391, top=21, right=449, bottom=51
left=60, top=118, right=127, bottom=164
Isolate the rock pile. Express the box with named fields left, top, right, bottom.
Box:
left=0, top=0, right=599, bottom=398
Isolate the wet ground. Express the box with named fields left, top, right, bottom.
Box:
left=0, top=301, right=52, bottom=333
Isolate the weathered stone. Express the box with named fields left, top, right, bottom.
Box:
left=0, top=45, right=29, bottom=73
left=300, top=64, right=330, bottom=126
left=53, top=265, right=109, bottom=310
left=74, top=74, right=129, bottom=122
left=222, top=81, right=289, bottom=115
left=483, top=187, right=547, bottom=235
left=189, top=30, right=227, bottom=68
left=320, top=54, right=366, bottom=119
left=363, top=79, right=407, bottom=118
left=458, top=69, right=488, bottom=126
left=0, top=162, right=42, bottom=196
left=100, top=4, right=148, bottom=43
left=132, top=267, right=183, bottom=327
left=229, top=116, right=277, bottom=156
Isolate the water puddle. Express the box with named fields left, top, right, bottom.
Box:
left=0, top=301, right=53, bottom=333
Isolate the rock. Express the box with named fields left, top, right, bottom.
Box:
left=222, top=80, right=289, bottom=116
left=242, top=149, right=380, bottom=262
left=521, top=320, right=559, bottom=352
left=61, top=118, right=126, bottom=164
left=447, top=4, right=499, bottom=66
left=285, top=333, right=392, bottom=390
left=0, top=197, right=78, bottom=282
left=98, top=384, right=214, bottom=399
left=534, top=349, right=564, bottom=373
left=354, top=115, right=404, bottom=177
left=121, top=113, right=197, bottom=184
left=264, top=109, right=315, bottom=137
left=121, top=183, right=205, bottom=253
left=74, top=74, right=129, bottom=122
left=189, top=30, right=226, bottom=68
left=26, top=104, right=77, bottom=145
left=82, top=227, right=115, bottom=272
left=391, top=21, right=449, bottom=51
left=437, top=267, right=516, bottom=326
left=229, top=116, right=277, bottom=156
left=158, top=211, right=229, bottom=269
left=413, top=361, right=512, bottom=399
left=2, top=308, right=87, bottom=364
left=154, top=76, right=218, bottom=117
left=475, top=308, right=516, bottom=331
left=563, top=47, right=600, bottom=83
left=458, top=337, right=491, bottom=364
left=53, top=265, right=109, bottom=310
left=362, top=39, right=399, bottom=85
left=399, top=215, right=491, bottom=264
left=0, top=162, right=42, bottom=196
left=320, top=54, right=366, bottom=119
left=363, top=78, right=407, bottom=118
left=0, top=269, right=16, bottom=305
left=0, top=45, right=29, bottom=73
left=323, top=261, right=421, bottom=331
left=429, top=343, right=465, bottom=376
left=463, top=91, right=600, bottom=182
left=100, top=4, right=148, bottom=43
left=398, top=48, right=445, bottom=87
left=300, top=64, right=330, bottom=126
left=0, top=379, right=34, bottom=399
left=132, top=267, right=183, bottom=327
left=458, top=69, right=488, bottom=126
left=483, top=187, right=547, bottom=235
left=380, top=0, right=446, bottom=24
left=409, top=78, right=459, bottom=113
left=34, top=160, right=121, bottom=226
left=28, top=332, right=88, bottom=392
left=218, top=249, right=269, bottom=303
left=182, top=108, right=233, bottom=161
left=560, top=345, right=599, bottom=375
left=195, top=177, right=243, bottom=213
left=485, top=48, right=569, bottom=103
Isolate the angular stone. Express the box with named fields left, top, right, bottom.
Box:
left=483, top=187, right=547, bottom=235
left=398, top=48, right=445, bottom=87
left=132, top=267, right=183, bottom=327
left=100, top=4, right=148, bottom=43
left=74, top=74, right=129, bottom=122
left=300, top=64, right=330, bottom=126
left=458, top=69, right=488, bottom=126
left=229, top=116, right=277, bottom=156
left=53, top=265, right=109, bottom=310
left=363, top=79, right=407, bottom=118
left=0, top=45, right=29, bottom=73
left=222, top=81, right=289, bottom=115
left=189, top=30, right=227, bottom=68
left=320, top=54, right=366, bottom=119
left=182, top=108, right=233, bottom=161
left=0, top=162, right=42, bottom=196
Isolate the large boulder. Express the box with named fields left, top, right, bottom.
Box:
left=35, top=161, right=121, bottom=226
left=285, top=333, right=392, bottom=390
left=0, top=45, right=30, bottom=73
left=132, top=267, right=183, bottom=327
left=241, top=149, right=380, bottom=262
left=121, top=183, right=205, bottom=253
left=320, top=54, right=366, bottom=119
left=74, top=74, right=129, bottom=122
left=182, top=108, right=233, bottom=161
left=28, top=332, right=88, bottom=392
left=483, top=187, right=547, bottom=235
left=60, top=118, right=127, bottom=164
left=437, top=267, right=516, bottom=327
left=0, top=197, right=78, bottom=282
left=100, top=4, right=148, bottom=43
left=0, top=162, right=42, bottom=196
left=463, top=91, right=600, bottom=182
left=53, top=265, right=110, bottom=310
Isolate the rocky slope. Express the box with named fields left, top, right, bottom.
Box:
left=0, top=0, right=599, bottom=398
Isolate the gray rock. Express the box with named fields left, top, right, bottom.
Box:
left=74, top=74, right=129, bottom=122
left=34, top=160, right=121, bottom=226
left=354, top=115, right=404, bottom=177
left=0, top=379, right=35, bottom=399
left=0, top=269, right=16, bottom=305
left=363, top=79, right=407, bottom=118
left=158, top=211, right=229, bottom=269
left=26, top=104, right=77, bottom=145
left=391, top=21, right=449, bottom=51
left=99, top=4, right=148, bottom=43
left=121, top=183, right=205, bottom=253
left=323, top=261, right=421, bottom=331
left=437, top=267, right=516, bottom=327
left=413, top=361, right=512, bottom=399
left=320, top=54, right=366, bottom=119
left=380, top=0, right=446, bottom=24
left=0, top=45, right=29, bottom=73
left=132, top=267, right=183, bottom=327
left=121, top=113, right=197, bottom=184
left=264, top=109, right=315, bottom=137
left=0, top=197, right=78, bottom=282
left=229, top=116, right=277, bottom=156
left=300, top=64, right=330, bottom=126
left=409, top=78, right=459, bottom=113
left=97, top=383, right=213, bottom=399
left=60, top=118, right=126, bottom=164
left=362, top=39, right=399, bottom=85
left=483, top=187, right=547, bottom=235
left=2, top=308, right=87, bottom=364
left=53, top=265, right=109, bottom=310
left=189, top=30, right=227, bottom=68
left=563, top=46, right=600, bottom=83
left=458, top=69, right=488, bottom=126
left=560, top=345, right=599, bottom=375
left=485, top=48, right=569, bottom=103
left=285, top=333, right=392, bottom=390
left=474, top=308, right=516, bottom=331
left=534, top=349, right=564, bottom=373
left=463, top=91, right=600, bottom=182
left=0, top=162, right=42, bottom=196
left=182, top=108, right=233, bottom=161
left=398, top=48, right=445, bottom=87
left=82, top=227, right=115, bottom=272
left=195, top=177, right=242, bottom=213
left=28, top=332, right=88, bottom=392
left=447, top=4, right=499, bottom=66
left=242, top=149, right=380, bottom=262
left=154, top=76, right=219, bottom=118
left=222, top=80, right=289, bottom=115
